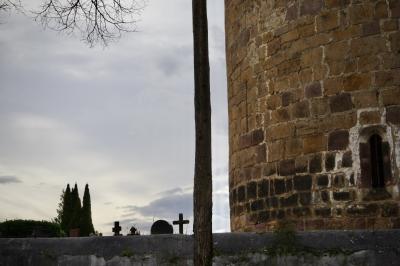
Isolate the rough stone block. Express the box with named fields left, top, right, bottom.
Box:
left=300, top=0, right=324, bottom=16
left=255, top=144, right=266, bottom=163
left=333, top=191, right=352, bottom=201
left=350, top=35, right=387, bottom=56
left=294, top=175, right=313, bottom=191
left=343, top=73, right=371, bottom=91
left=382, top=20, right=398, bottom=32
left=293, top=207, right=311, bottom=217
left=386, top=106, right=400, bottom=124
left=247, top=182, right=257, bottom=200
left=295, top=156, right=308, bottom=173
left=389, top=0, right=400, bottom=17
left=325, top=152, right=336, bottom=171
left=286, top=4, right=298, bottom=21
left=299, top=192, right=312, bottom=207
left=251, top=199, right=264, bottom=212
left=352, top=90, right=378, bottom=108
left=263, top=163, right=277, bottom=176
left=280, top=194, right=299, bottom=207
left=316, top=208, right=332, bottom=217
left=238, top=186, right=246, bottom=202
left=333, top=174, right=346, bottom=188
left=360, top=111, right=381, bottom=125
left=347, top=204, right=379, bottom=216
left=305, top=82, right=322, bottom=98
left=301, top=47, right=323, bottom=67
left=317, top=175, right=329, bottom=187
left=350, top=4, right=374, bottom=24
left=328, top=130, right=349, bottom=150
left=321, top=190, right=330, bottom=203
left=258, top=211, right=270, bottom=223
left=258, top=179, right=269, bottom=198
left=329, top=93, right=353, bottom=113
left=382, top=203, right=399, bottom=217
left=362, top=21, right=380, bottom=36
left=291, top=100, right=310, bottom=118
left=311, top=97, right=329, bottom=117
left=317, top=10, right=339, bottom=32
left=274, top=179, right=286, bottom=195
left=381, top=88, right=400, bottom=106
left=324, top=77, right=342, bottom=95
left=303, top=134, right=327, bottom=154
left=281, top=91, right=292, bottom=107
left=285, top=138, right=303, bottom=157
left=375, top=70, right=400, bottom=87
left=309, top=153, right=323, bottom=173
left=375, top=1, right=389, bottom=18
left=342, top=151, right=353, bottom=167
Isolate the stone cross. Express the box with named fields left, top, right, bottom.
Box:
left=112, top=221, right=122, bottom=236
left=173, top=213, right=189, bottom=234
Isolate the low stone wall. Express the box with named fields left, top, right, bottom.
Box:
left=1, top=230, right=399, bottom=265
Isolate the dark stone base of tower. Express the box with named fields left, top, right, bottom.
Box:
left=225, top=0, right=400, bottom=231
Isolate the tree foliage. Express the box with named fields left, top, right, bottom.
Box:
left=0, top=219, right=63, bottom=237
left=69, top=183, right=82, bottom=230
left=80, top=184, right=95, bottom=236
left=56, top=183, right=95, bottom=236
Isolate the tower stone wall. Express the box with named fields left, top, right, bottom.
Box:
left=225, top=0, right=400, bottom=231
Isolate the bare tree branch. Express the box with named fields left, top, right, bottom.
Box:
left=0, top=0, right=22, bottom=12
left=34, top=0, right=146, bottom=46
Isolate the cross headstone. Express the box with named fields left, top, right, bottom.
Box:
left=173, top=213, right=189, bottom=234
left=112, top=221, right=122, bottom=236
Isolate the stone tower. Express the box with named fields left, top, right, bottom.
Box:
left=225, top=0, right=400, bottom=231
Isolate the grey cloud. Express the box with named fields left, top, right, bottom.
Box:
left=122, top=190, right=193, bottom=221
left=0, top=175, right=22, bottom=184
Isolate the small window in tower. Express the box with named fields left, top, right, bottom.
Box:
left=359, top=127, right=392, bottom=194
left=369, top=134, right=385, bottom=188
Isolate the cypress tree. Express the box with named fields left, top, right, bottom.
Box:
left=69, top=183, right=82, bottom=230
left=80, top=184, right=95, bottom=236
left=60, top=184, right=72, bottom=233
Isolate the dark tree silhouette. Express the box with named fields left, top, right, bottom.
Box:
left=61, top=184, right=73, bottom=234
left=80, top=184, right=95, bottom=236
left=35, top=0, right=146, bottom=46
left=69, top=183, right=82, bottom=230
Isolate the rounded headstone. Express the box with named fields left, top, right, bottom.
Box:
left=150, top=220, right=173, bottom=235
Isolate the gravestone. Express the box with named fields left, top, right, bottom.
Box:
left=112, top=221, right=121, bottom=236
left=173, top=213, right=189, bottom=234
left=150, top=220, right=173, bottom=235
left=128, top=226, right=140, bottom=236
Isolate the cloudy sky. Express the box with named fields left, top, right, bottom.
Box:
left=0, top=0, right=229, bottom=235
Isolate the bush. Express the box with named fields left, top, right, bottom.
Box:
left=0, top=219, right=64, bottom=238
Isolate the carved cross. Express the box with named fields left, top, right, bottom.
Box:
left=173, top=213, right=189, bottom=234
left=112, top=221, right=122, bottom=236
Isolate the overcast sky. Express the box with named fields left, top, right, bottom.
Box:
left=0, top=0, right=229, bottom=235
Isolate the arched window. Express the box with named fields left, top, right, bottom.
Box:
left=369, top=134, right=385, bottom=188
left=359, top=129, right=392, bottom=190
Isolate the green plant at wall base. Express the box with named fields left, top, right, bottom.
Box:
left=121, top=249, right=134, bottom=258
left=41, top=249, right=57, bottom=261
left=262, top=220, right=355, bottom=258
left=168, top=255, right=180, bottom=265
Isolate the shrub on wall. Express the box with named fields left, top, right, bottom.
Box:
left=0, top=219, right=64, bottom=238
